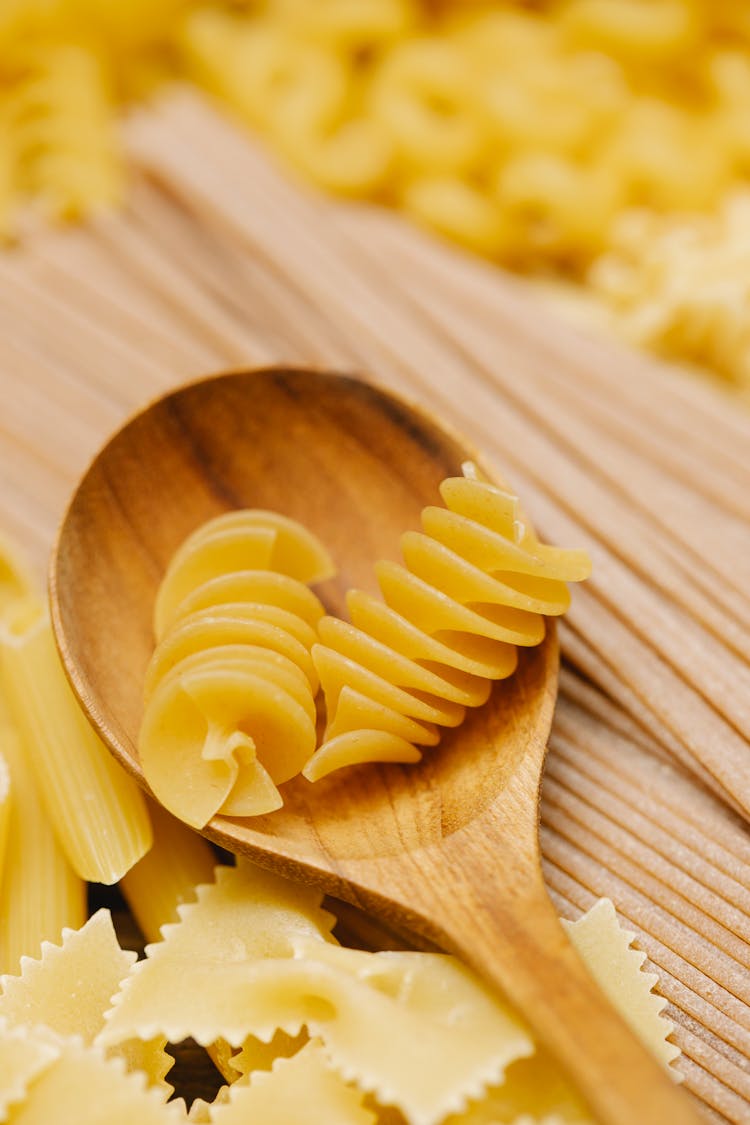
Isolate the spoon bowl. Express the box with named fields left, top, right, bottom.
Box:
left=51, top=368, right=701, bottom=1125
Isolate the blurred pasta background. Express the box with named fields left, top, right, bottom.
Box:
left=3, top=0, right=750, bottom=392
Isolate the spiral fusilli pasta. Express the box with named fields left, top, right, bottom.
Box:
left=303, top=463, right=591, bottom=782
left=138, top=510, right=335, bottom=828
left=8, top=41, right=122, bottom=220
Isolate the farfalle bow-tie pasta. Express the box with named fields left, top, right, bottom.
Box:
left=139, top=466, right=590, bottom=820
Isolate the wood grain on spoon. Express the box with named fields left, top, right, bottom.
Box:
left=50, top=368, right=701, bottom=1125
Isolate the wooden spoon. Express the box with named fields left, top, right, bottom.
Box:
left=51, top=368, right=700, bottom=1125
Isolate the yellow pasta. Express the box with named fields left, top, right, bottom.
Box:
left=445, top=1046, right=592, bottom=1125
left=120, top=801, right=217, bottom=945
left=0, top=1022, right=60, bottom=1120
left=0, top=544, right=86, bottom=972
left=559, top=0, right=701, bottom=66
left=493, top=152, right=624, bottom=264
left=100, top=862, right=337, bottom=1049
left=449, top=901, right=679, bottom=1125
left=0, top=909, right=136, bottom=1046
left=119, top=801, right=234, bottom=1081
left=6, top=1031, right=183, bottom=1125
left=475, top=36, right=627, bottom=158
left=0, top=608, right=152, bottom=884
left=267, top=0, right=417, bottom=53
left=0, top=105, right=17, bottom=242
left=139, top=510, right=334, bottom=827
left=101, top=862, right=532, bottom=1124
left=181, top=13, right=351, bottom=140
left=0, top=723, right=85, bottom=974
left=0, top=753, right=9, bottom=881
left=4, top=0, right=750, bottom=390
left=209, top=1040, right=376, bottom=1125
left=3, top=0, right=750, bottom=386
left=101, top=860, right=677, bottom=1125
left=304, top=463, right=590, bottom=782
left=0, top=534, right=35, bottom=624
left=402, top=175, right=511, bottom=257
left=369, top=38, right=487, bottom=177
left=8, top=40, right=123, bottom=220
left=590, top=191, right=750, bottom=387
left=0, top=907, right=175, bottom=1098
left=562, top=898, right=680, bottom=1074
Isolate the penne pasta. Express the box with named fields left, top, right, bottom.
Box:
left=0, top=721, right=85, bottom=973
left=0, top=610, right=152, bottom=884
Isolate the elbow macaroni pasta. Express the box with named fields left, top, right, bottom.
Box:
left=3, top=1, right=750, bottom=385
left=139, top=510, right=334, bottom=828
left=304, top=463, right=590, bottom=782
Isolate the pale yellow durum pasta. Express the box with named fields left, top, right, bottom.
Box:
left=304, top=462, right=590, bottom=782
left=8, top=41, right=123, bottom=223
left=0, top=722, right=85, bottom=974
left=0, top=543, right=86, bottom=969
left=5, top=2, right=750, bottom=389
left=589, top=191, right=750, bottom=391
left=4, top=1030, right=183, bottom=1125
left=118, top=800, right=235, bottom=1078
left=0, top=910, right=136, bottom=1047
left=208, top=1040, right=376, bottom=1125
left=0, top=1022, right=60, bottom=1120
left=0, top=605, right=152, bottom=884
left=562, top=898, right=680, bottom=1074
left=120, top=801, right=217, bottom=945
left=0, top=534, right=35, bottom=624
left=100, top=861, right=678, bottom=1125
left=139, top=509, right=334, bottom=828
left=0, top=752, right=9, bottom=885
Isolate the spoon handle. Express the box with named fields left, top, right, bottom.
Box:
left=411, top=858, right=703, bottom=1125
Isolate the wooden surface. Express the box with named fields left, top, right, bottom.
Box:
left=1, top=88, right=749, bottom=1122
left=52, top=366, right=700, bottom=1125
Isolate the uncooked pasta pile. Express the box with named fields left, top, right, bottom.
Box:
left=3, top=0, right=750, bottom=390
left=0, top=528, right=677, bottom=1123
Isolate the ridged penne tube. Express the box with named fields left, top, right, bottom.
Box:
left=140, top=510, right=334, bottom=826
left=304, top=463, right=591, bottom=781
left=0, top=611, right=152, bottom=884
left=0, top=723, right=85, bottom=973
left=120, top=802, right=217, bottom=944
